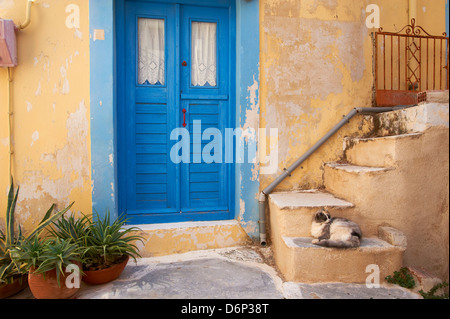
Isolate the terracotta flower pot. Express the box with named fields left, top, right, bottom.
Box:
left=0, top=275, right=28, bottom=299
left=83, top=255, right=129, bottom=285
left=28, top=264, right=81, bottom=299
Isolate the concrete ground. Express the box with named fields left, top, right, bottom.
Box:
left=10, top=246, right=420, bottom=300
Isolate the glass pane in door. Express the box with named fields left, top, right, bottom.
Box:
left=138, top=18, right=165, bottom=85
left=191, top=22, right=217, bottom=87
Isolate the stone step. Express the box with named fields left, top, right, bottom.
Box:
left=323, top=163, right=399, bottom=236
left=323, top=163, right=395, bottom=204
left=373, top=102, right=449, bottom=137
left=344, top=133, right=423, bottom=167
left=125, top=220, right=251, bottom=257
left=277, top=236, right=405, bottom=283
left=323, top=162, right=395, bottom=200
left=268, top=190, right=355, bottom=238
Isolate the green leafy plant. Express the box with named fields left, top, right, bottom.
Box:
left=48, top=212, right=91, bottom=247
left=419, top=282, right=449, bottom=299
left=10, top=237, right=83, bottom=287
left=385, top=267, right=416, bottom=289
left=82, top=211, right=144, bottom=271
left=0, top=179, right=75, bottom=284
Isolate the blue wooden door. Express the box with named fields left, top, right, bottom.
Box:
left=120, top=0, right=234, bottom=223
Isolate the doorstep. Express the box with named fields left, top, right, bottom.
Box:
left=123, top=220, right=252, bottom=257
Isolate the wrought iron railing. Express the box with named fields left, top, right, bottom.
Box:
left=374, top=19, right=449, bottom=106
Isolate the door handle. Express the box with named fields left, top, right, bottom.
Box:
left=182, top=61, right=188, bottom=67
left=182, top=109, right=187, bottom=127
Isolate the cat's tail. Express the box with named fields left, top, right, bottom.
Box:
left=313, top=236, right=361, bottom=248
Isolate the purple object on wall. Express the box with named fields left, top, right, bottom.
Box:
left=0, top=19, right=18, bottom=67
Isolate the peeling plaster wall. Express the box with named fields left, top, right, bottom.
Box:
left=0, top=0, right=91, bottom=231
left=259, top=0, right=447, bottom=192
left=260, top=0, right=374, bottom=192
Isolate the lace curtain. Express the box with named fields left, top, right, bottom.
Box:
left=191, top=22, right=217, bottom=87
left=138, top=18, right=165, bottom=85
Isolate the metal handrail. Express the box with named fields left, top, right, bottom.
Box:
left=257, top=105, right=416, bottom=246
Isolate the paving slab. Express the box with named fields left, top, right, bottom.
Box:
left=79, top=257, right=284, bottom=299
left=8, top=246, right=421, bottom=300
left=292, top=282, right=421, bottom=299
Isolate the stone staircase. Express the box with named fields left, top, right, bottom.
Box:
left=268, top=100, right=449, bottom=283
left=268, top=190, right=406, bottom=283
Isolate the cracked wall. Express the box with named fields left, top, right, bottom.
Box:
left=259, top=0, right=447, bottom=192
left=0, top=0, right=91, bottom=231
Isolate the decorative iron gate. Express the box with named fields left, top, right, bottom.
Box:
left=374, top=19, right=449, bottom=106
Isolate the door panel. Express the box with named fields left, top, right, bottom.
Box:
left=125, top=1, right=178, bottom=217
left=121, top=1, right=234, bottom=223
left=180, top=5, right=230, bottom=213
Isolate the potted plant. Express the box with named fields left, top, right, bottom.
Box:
left=49, top=210, right=144, bottom=285
left=0, top=230, right=27, bottom=299
left=0, top=179, right=74, bottom=299
left=81, top=212, right=144, bottom=285
left=10, top=237, right=83, bottom=299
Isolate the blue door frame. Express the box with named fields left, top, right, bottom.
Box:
left=117, top=0, right=236, bottom=223
left=90, top=0, right=260, bottom=239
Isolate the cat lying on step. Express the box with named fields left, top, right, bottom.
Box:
left=311, top=209, right=362, bottom=248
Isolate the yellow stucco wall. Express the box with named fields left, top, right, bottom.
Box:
left=0, top=0, right=446, bottom=252
left=0, top=0, right=91, bottom=231
left=259, top=0, right=447, bottom=192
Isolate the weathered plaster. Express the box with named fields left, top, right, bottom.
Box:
left=260, top=0, right=375, bottom=192
left=259, top=0, right=446, bottom=193
left=0, top=0, right=91, bottom=231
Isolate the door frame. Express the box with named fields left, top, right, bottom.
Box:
left=117, top=0, right=236, bottom=223
left=90, top=0, right=260, bottom=239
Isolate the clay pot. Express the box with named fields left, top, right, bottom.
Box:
left=0, top=275, right=28, bottom=299
left=83, top=255, right=129, bottom=285
left=28, top=264, right=81, bottom=299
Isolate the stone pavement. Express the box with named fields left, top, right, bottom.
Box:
left=10, top=246, right=420, bottom=299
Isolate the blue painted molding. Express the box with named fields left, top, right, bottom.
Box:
left=89, top=0, right=117, bottom=221
left=235, top=0, right=260, bottom=240
left=89, top=0, right=260, bottom=239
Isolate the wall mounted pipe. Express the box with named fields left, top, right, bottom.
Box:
left=258, top=105, right=416, bottom=246
left=17, top=0, right=35, bottom=30
left=6, top=67, right=14, bottom=181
